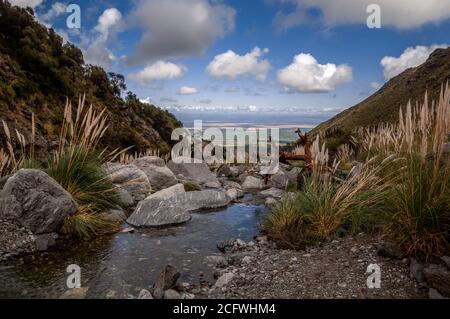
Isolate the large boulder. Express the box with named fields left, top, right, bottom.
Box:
left=259, top=188, right=284, bottom=199
left=242, top=176, right=264, bottom=191
left=145, top=184, right=185, bottom=201
left=270, top=170, right=289, bottom=189
left=167, top=161, right=219, bottom=185
left=138, top=165, right=178, bottom=191
left=133, top=156, right=166, bottom=168
left=127, top=190, right=230, bottom=227
left=0, top=169, right=77, bottom=234
left=106, top=163, right=151, bottom=201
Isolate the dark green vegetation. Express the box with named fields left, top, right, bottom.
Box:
left=311, top=47, right=450, bottom=152
left=0, top=1, right=181, bottom=159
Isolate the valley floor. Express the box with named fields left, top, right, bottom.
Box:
left=206, top=234, right=426, bottom=299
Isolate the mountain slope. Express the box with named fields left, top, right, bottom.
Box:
left=0, top=1, right=182, bottom=157
left=311, top=47, right=450, bottom=144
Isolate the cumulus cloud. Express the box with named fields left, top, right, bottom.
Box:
left=274, top=0, right=450, bottom=31
left=9, top=0, right=43, bottom=9
left=84, top=8, right=123, bottom=68
left=126, top=0, right=235, bottom=64
left=277, top=53, right=352, bottom=93
left=129, top=61, right=186, bottom=84
left=178, top=86, right=199, bottom=95
left=206, top=47, right=271, bottom=81
left=381, top=44, right=449, bottom=80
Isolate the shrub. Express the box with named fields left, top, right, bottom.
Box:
left=265, top=154, right=394, bottom=250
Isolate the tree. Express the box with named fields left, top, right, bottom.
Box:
left=108, top=72, right=126, bottom=97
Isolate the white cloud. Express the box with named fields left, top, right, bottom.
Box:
left=127, top=0, right=235, bottom=64
left=206, top=47, right=271, bottom=81
left=274, top=0, right=450, bottom=30
left=9, top=0, right=43, bottom=9
left=381, top=44, right=448, bottom=80
left=129, top=61, right=186, bottom=84
left=39, top=2, right=66, bottom=23
left=83, top=8, right=122, bottom=68
left=277, top=53, right=352, bottom=93
left=370, top=82, right=382, bottom=90
left=178, top=86, right=199, bottom=95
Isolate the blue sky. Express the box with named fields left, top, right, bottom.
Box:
left=13, top=0, right=450, bottom=114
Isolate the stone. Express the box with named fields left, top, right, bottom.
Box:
left=164, top=289, right=181, bottom=299
left=242, top=256, right=253, bottom=264
left=409, top=258, right=425, bottom=283
left=226, top=188, right=239, bottom=201
left=204, top=181, right=222, bottom=189
left=133, top=156, right=166, bottom=168
left=34, top=233, right=57, bottom=252
left=152, top=288, right=164, bottom=300
left=376, top=242, right=404, bottom=259
left=424, top=264, right=450, bottom=297
left=206, top=255, right=228, bottom=267
left=259, top=188, right=284, bottom=199
left=138, top=289, right=153, bottom=299
left=181, top=293, right=195, bottom=300
left=167, top=161, right=219, bottom=184
left=270, top=171, right=289, bottom=189
left=154, top=265, right=180, bottom=292
left=106, top=163, right=151, bottom=201
left=138, top=165, right=178, bottom=191
left=0, top=169, right=77, bottom=234
left=242, top=176, right=264, bottom=190
left=117, top=188, right=134, bottom=207
left=127, top=190, right=230, bottom=227
left=429, top=288, right=448, bottom=299
left=145, top=184, right=185, bottom=201
left=59, top=288, right=88, bottom=299
left=107, top=209, right=127, bottom=222
left=217, top=165, right=239, bottom=178
left=265, top=197, right=277, bottom=206
left=223, top=180, right=242, bottom=190
left=214, top=273, right=235, bottom=288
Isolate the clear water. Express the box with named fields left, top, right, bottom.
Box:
left=0, top=203, right=267, bottom=299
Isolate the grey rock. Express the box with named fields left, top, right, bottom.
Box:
left=34, top=233, right=57, bottom=251
left=138, top=289, right=153, bottom=299
left=139, top=165, right=178, bottom=191
left=0, top=169, right=77, bottom=234
left=204, top=181, right=222, bottom=189
left=164, top=289, right=181, bottom=299
left=107, top=209, right=127, bottom=222
left=226, top=188, right=239, bottom=201
left=145, top=184, right=185, bottom=201
left=223, top=180, right=242, bottom=190
left=106, top=163, right=151, bottom=200
left=259, top=188, right=284, bottom=199
left=152, top=288, right=164, bottom=300
left=206, top=255, right=228, bottom=267
left=270, top=171, right=289, bottom=189
left=167, top=161, right=219, bottom=184
left=217, top=165, right=239, bottom=178
left=242, top=176, right=264, bottom=190
left=424, top=264, right=450, bottom=297
left=0, top=220, right=36, bottom=260
left=133, top=156, right=166, bottom=168
left=117, top=188, right=134, bottom=207
left=214, top=273, right=235, bottom=288
left=410, top=258, right=425, bottom=283
left=127, top=190, right=230, bottom=227
left=181, top=293, right=195, bottom=300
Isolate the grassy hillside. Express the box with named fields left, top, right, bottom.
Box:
left=311, top=47, right=450, bottom=149
left=0, top=1, right=182, bottom=158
